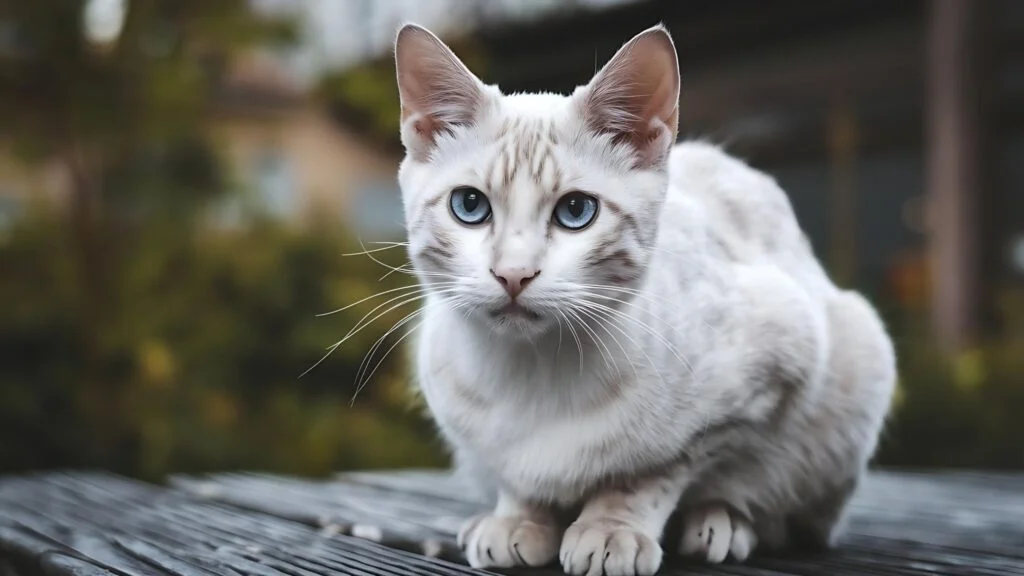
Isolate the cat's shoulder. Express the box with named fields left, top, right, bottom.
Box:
left=667, top=141, right=786, bottom=203
left=664, top=140, right=808, bottom=263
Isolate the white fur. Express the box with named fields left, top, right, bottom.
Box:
left=393, top=24, right=896, bottom=576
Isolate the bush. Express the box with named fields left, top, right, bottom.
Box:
left=876, top=296, right=1024, bottom=470
left=0, top=209, right=447, bottom=480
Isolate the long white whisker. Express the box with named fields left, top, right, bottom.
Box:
left=316, top=282, right=456, bottom=318
left=557, top=309, right=584, bottom=376
left=554, top=310, right=563, bottom=359
left=352, top=295, right=467, bottom=404
left=301, top=288, right=462, bottom=379
left=577, top=297, right=695, bottom=377
left=299, top=341, right=342, bottom=379
left=575, top=291, right=697, bottom=339
left=352, top=306, right=426, bottom=403
left=576, top=301, right=675, bottom=386
left=563, top=280, right=724, bottom=348
left=352, top=317, right=424, bottom=405
left=572, top=304, right=638, bottom=381
left=342, top=243, right=407, bottom=257
left=565, top=307, right=618, bottom=377
left=342, top=286, right=460, bottom=343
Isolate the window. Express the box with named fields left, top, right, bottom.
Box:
left=0, top=194, right=23, bottom=236
left=349, top=180, right=405, bottom=238
left=252, top=148, right=295, bottom=217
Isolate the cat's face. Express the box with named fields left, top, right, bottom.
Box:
left=394, top=24, right=680, bottom=338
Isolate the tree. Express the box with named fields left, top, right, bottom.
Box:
left=0, top=0, right=295, bottom=460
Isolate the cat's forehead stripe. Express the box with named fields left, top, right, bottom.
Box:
left=484, top=115, right=562, bottom=199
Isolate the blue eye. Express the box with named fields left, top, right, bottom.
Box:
left=449, top=187, right=491, bottom=225
left=553, top=192, right=599, bottom=230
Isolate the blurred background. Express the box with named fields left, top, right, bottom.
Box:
left=0, top=0, right=1021, bottom=481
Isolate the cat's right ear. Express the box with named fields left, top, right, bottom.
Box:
left=576, top=24, right=680, bottom=169
left=395, top=24, right=487, bottom=159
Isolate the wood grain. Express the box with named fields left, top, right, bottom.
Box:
left=0, top=469, right=1019, bottom=576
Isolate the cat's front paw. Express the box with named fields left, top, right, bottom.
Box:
left=559, top=520, right=662, bottom=576
left=678, top=504, right=757, bottom=563
left=457, top=513, right=560, bottom=569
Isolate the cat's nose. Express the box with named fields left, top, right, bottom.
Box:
left=491, top=268, right=539, bottom=299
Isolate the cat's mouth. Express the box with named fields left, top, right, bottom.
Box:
left=489, top=302, right=542, bottom=321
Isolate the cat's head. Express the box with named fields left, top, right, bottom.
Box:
left=394, top=23, right=680, bottom=338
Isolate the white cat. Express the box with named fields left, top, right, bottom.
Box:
left=393, top=22, right=896, bottom=576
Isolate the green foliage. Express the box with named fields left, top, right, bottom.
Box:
left=0, top=1, right=444, bottom=480
left=0, top=0, right=298, bottom=156
left=875, top=298, right=1024, bottom=470
left=0, top=209, right=446, bottom=480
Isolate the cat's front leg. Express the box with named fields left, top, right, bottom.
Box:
left=458, top=491, right=561, bottom=569
left=560, top=469, right=689, bottom=576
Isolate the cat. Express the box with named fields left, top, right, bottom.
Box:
left=392, top=21, right=896, bottom=576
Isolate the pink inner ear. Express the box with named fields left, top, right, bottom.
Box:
left=582, top=27, right=680, bottom=166
left=395, top=25, right=485, bottom=150
left=412, top=116, right=442, bottom=140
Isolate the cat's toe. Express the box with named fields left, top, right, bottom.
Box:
left=459, top=514, right=559, bottom=569
left=456, top=514, right=486, bottom=550
left=728, top=519, right=757, bottom=562
left=509, top=520, right=561, bottom=566
left=560, top=520, right=662, bottom=576
left=678, top=504, right=757, bottom=564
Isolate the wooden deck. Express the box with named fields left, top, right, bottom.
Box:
left=0, top=469, right=1021, bottom=576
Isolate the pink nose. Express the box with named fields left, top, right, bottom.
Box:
left=491, top=268, right=539, bottom=299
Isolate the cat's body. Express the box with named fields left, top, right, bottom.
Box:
left=394, top=23, right=895, bottom=576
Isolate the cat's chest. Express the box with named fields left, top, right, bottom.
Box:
left=428, top=384, right=630, bottom=501
left=417, top=338, right=689, bottom=502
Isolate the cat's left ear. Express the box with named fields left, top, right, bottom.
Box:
left=576, top=24, right=680, bottom=168
left=394, top=24, right=489, bottom=159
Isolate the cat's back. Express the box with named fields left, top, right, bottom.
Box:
left=663, top=141, right=833, bottom=295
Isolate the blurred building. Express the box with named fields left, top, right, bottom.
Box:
left=206, top=50, right=399, bottom=229
left=363, top=0, right=1020, bottom=351
left=0, top=47, right=400, bottom=233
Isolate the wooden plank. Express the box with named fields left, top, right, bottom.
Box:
left=173, top=469, right=1024, bottom=575
left=38, top=555, right=120, bottom=576
left=0, top=473, right=494, bottom=576
left=1, top=470, right=1021, bottom=576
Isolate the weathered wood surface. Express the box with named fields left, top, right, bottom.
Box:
left=0, top=470, right=1021, bottom=576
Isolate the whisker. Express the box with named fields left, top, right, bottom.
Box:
left=554, top=311, right=563, bottom=358
left=342, top=243, right=407, bottom=257
left=342, top=287, right=462, bottom=346
left=315, top=282, right=456, bottom=317
left=352, top=295, right=467, bottom=404
left=577, top=297, right=696, bottom=377
left=352, top=317, right=424, bottom=405
left=355, top=237, right=421, bottom=282
left=572, top=304, right=637, bottom=381
left=557, top=309, right=585, bottom=376
left=576, top=301, right=673, bottom=386
left=299, top=341, right=342, bottom=379
left=352, top=306, right=426, bottom=403
left=565, top=307, right=619, bottom=377
left=301, top=287, right=461, bottom=379
left=566, top=282, right=724, bottom=341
